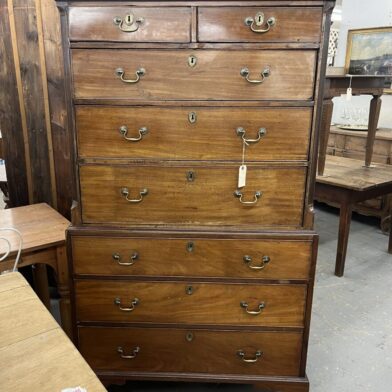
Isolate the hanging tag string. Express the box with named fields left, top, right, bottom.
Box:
left=242, top=139, right=246, bottom=165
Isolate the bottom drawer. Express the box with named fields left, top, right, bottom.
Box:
left=78, top=327, right=303, bottom=376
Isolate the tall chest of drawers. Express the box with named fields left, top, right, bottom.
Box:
left=58, top=1, right=334, bottom=390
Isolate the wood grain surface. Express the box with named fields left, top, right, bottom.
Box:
left=79, top=164, right=306, bottom=227
left=69, top=7, right=192, bottom=42
left=198, top=7, right=322, bottom=43
left=76, top=106, right=312, bottom=161
left=71, top=49, right=316, bottom=101
left=0, top=272, right=105, bottom=392
left=78, top=326, right=303, bottom=376
left=75, top=280, right=306, bottom=327
left=317, top=156, right=392, bottom=191
left=0, top=203, right=69, bottom=256
left=72, top=235, right=313, bottom=280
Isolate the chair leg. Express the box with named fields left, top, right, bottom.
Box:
left=335, top=203, right=352, bottom=277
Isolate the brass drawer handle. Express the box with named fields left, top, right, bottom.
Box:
left=236, top=127, right=267, bottom=144
left=115, top=67, right=145, bottom=84
left=243, top=255, right=271, bottom=270
left=113, top=13, right=144, bottom=33
left=112, top=252, right=139, bottom=266
left=234, top=190, right=262, bottom=205
left=237, top=349, right=263, bottom=363
left=114, top=297, right=139, bottom=312
left=240, top=301, right=265, bottom=315
left=119, top=125, right=148, bottom=142
left=117, top=346, right=140, bottom=359
left=240, top=67, right=270, bottom=84
left=121, top=187, right=148, bottom=203
left=244, top=12, right=276, bottom=34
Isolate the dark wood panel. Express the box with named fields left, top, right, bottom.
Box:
left=42, top=0, right=73, bottom=218
left=75, top=280, right=307, bottom=327
left=69, top=7, right=192, bottom=42
left=76, top=106, right=312, bottom=161
left=78, top=326, right=303, bottom=376
left=79, top=164, right=307, bottom=228
left=13, top=0, right=52, bottom=204
left=0, top=0, right=29, bottom=207
left=71, top=49, right=317, bottom=101
left=198, top=7, right=322, bottom=43
left=72, top=236, right=313, bottom=280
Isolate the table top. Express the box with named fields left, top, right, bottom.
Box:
left=0, top=203, right=70, bottom=257
left=317, top=156, right=392, bottom=191
left=330, top=126, right=392, bottom=140
left=0, top=272, right=106, bottom=392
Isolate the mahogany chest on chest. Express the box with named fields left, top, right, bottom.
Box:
left=57, top=1, right=334, bottom=390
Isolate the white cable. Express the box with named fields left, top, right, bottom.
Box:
left=0, top=227, right=23, bottom=272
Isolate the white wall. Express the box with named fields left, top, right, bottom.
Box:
left=331, top=0, right=392, bottom=128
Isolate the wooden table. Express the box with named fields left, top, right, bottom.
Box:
left=0, top=272, right=106, bottom=392
left=316, top=156, right=392, bottom=277
left=318, top=74, right=385, bottom=176
left=0, top=203, right=72, bottom=338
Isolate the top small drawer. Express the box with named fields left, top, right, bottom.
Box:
left=68, top=7, right=192, bottom=42
left=198, top=7, right=322, bottom=43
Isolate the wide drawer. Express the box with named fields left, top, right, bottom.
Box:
left=78, top=326, right=303, bottom=376
left=72, top=236, right=313, bottom=280
left=69, top=7, right=191, bottom=42
left=79, top=164, right=306, bottom=228
left=198, top=7, right=322, bottom=43
left=76, top=106, right=312, bottom=161
left=75, top=280, right=306, bottom=327
left=72, top=50, right=316, bottom=101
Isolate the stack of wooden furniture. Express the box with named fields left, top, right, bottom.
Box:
left=58, top=1, right=333, bottom=391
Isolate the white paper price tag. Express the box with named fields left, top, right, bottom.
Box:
left=238, top=165, right=247, bottom=188
left=346, top=87, right=352, bottom=101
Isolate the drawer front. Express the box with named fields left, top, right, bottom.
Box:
left=76, top=106, right=312, bottom=161
left=72, top=236, right=313, bottom=280
left=198, top=7, right=322, bottom=43
left=69, top=7, right=191, bottom=42
left=75, top=280, right=306, bottom=327
left=79, top=165, right=306, bottom=228
left=72, top=50, right=316, bottom=101
left=78, top=326, right=303, bottom=376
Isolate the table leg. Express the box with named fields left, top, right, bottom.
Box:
left=32, top=264, right=51, bottom=310
left=56, top=245, right=73, bottom=340
left=389, top=205, right=392, bottom=254
left=318, top=98, right=334, bottom=176
left=365, top=95, right=382, bottom=167
left=335, top=203, right=353, bottom=277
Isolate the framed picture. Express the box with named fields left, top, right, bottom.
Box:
left=345, top=27, right=392, bottom=92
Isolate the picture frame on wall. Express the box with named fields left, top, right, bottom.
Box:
left=345, top=27, right=392, bottom=93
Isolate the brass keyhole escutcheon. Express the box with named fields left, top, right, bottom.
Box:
left=188, top=55, right=197, bottom=67
left=186, top=170, right=196, bottom=182
left=125, top=13, right=134, bottom=25
left=186, top=285, right=194, bottom=295
left=186, top=332, right=194, bottom=342
left=255, top=12, right=264, bottom=26
left=187, top=241, right=194, bottom=252
left=188, top=112, right=197, bottom=124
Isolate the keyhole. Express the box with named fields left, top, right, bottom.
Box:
left=125, top=14, right=134, bottom=25
left=186, top=171, right=195, bottom=182
left=255, top=12, right=264, bottom=26
left=188, top=112, right=197, bottom=124
left=188, top=55, right=197, bottom=68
